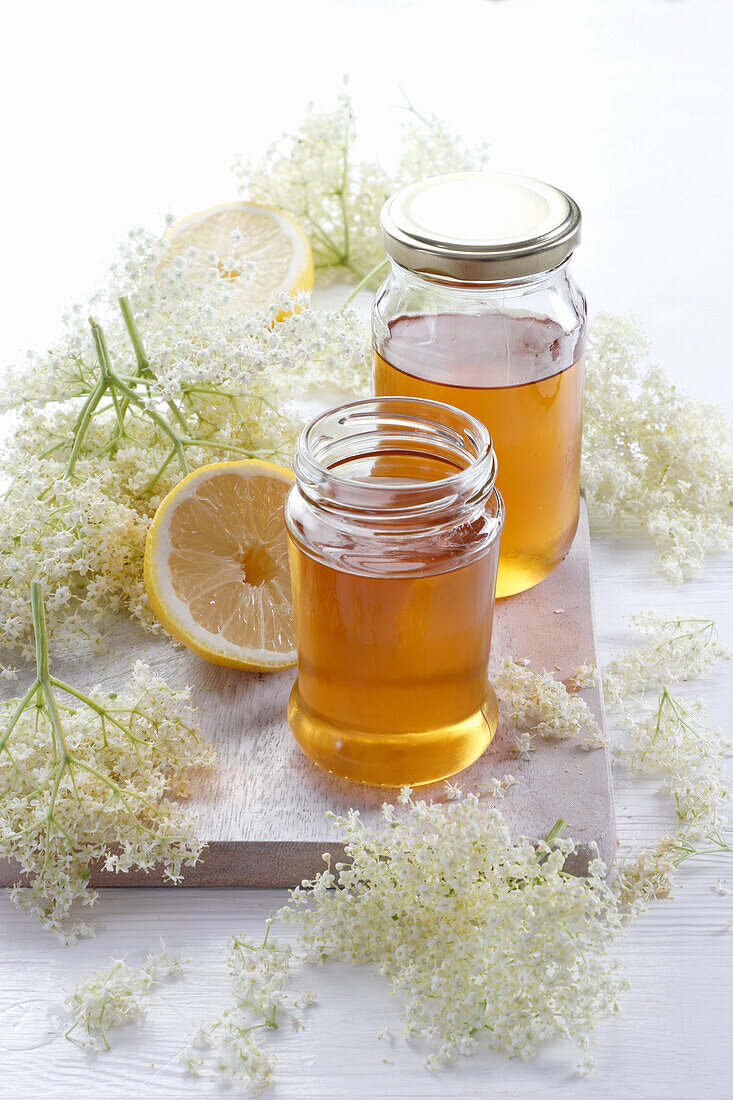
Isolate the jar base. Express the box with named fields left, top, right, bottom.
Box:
left=287, top=682, right=499, bottom=788
left=496, top=557, right=561, bottom=598
left=495, top=525, right=578, bottom=598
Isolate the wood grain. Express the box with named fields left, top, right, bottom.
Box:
left=0, top=500, right=614, bottom=889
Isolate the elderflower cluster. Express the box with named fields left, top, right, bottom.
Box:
left=567, top=663, right=598, bottom=689
left=182, top=932, right=313, bottom=1093
left=0, top=641, right=215, bottom=938
left=65, top=944, right=185, bottom=1051
left=615, top=838, right=679, bottom=915
left=0, top=460, right=153, bottom=656
left=604, top=613, right=731, bottom=914
left=235, top=91, right=487, bottom=284
left=582, top=313, right=733, bottom=582
left=281, top=790, right=625, bottom=1072
left=494, top=658, right=599, bottom=753
left=603, top=612, right=729, bottom=702
left=616, top=692, right=730, bottom=842
left=0, top=225, right=368, bottom=656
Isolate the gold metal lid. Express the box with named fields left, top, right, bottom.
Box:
left=380, top=172, right=581, bottom=281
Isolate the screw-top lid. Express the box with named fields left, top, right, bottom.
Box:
left=380, top=172, right=581, bottom=281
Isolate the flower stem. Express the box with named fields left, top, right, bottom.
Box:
left=342, top=257, right=389, bottom=307
left=30, top=581, right=71, bottom=759
left=118, top=297, right=189, bottom=432
left=110, top=372, right=190, bottom=475
left=31, top=580, right=50, bottom=682
left=87, top=319, right=190, bottom=477
left=63, top=330, right=111, bottom=480
left=0, top=678, right=40, bottom=754
left=544, top=818, right=567, bottom=847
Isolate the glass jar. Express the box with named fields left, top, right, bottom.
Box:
left=285, top=396, right=504, bottom=788
left=373, top=172, right=586, bottom=598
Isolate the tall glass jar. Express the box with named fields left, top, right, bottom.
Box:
left=373, top=172, right=586, bottom=598
left=285, top=396, right=504, bottom=788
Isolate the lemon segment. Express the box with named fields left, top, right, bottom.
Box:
left=144, top=461, right=297, bottom=670
left=165, top=201, right=314, bottom=313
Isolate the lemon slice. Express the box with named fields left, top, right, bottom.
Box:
left=144, top=461, right=297, bottom=670
left=164, top=201, right=314, bottom=313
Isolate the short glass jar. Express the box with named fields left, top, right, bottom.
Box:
left=285, top=396, right=504, bottom=788
left=373, top=172, right=587, bottom=598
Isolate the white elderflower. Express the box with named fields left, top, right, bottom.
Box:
left=614, top=691, right=730, bottom=781
left=603, top=612, right=729, bottom=702
left=0, top=584, right=215, bottom=938
left=583, top=314, right=733, bottom=582
left=65, top=944, right=185, bottom=1051
left=182, top=930, right=313, bottom=1094
left=281, top=792, right=625, bottom=1071
left=713, top=880, right=730, bottom=896
left=612, top=690, right=731, bottom=913
left=614, top=690, right=730, bottom=840
left=495, top=658, right=599, bottom=753
left=0, top=224, right=369, bottom=656
left=615, top=838, right=679, bottom=917
left=604, top=611, right=732, bottom=917
left=566, top=663, right=598, bottom=690
left=234, top=91, right=487, bottom=285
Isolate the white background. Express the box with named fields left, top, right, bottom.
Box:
left=1, top=1, right=732, bottom=1098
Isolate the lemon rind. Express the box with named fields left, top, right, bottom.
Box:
left=144, top=461, right=297, bottom=671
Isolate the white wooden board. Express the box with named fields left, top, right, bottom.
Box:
left=0, top=498, right=614, bottom=888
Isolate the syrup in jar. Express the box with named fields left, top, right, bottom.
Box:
left=285, top=397, right=504, bottom=787
left=373, top=172, right=586, bottom=597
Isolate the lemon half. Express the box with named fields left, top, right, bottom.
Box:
left=165, top=201, right=314, bottom=313
left=144, top=461, right=297, bottom=670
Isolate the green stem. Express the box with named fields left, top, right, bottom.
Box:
left=31, top=581, right=51, bottom=683
left=396, top=88, right=433, bottom=128
left=337, top=124, right=351, bottom=263
left=27, top=583, right=74, bottom=889
left=342, top=257, right=389, bottom=307
left=47, top=683, right=183, bottom=764
left=85, top=321, right=189, bottom=476
left=63, top=327, right=111, bottom=480
left=30, top=582, right=71, bottom=759
left=0, top=678, right=41, bottom=754
left=107, top=378, right=129, bottom=440
left=673, top=842, right=733, bottom=867
left=119, top=295, right=150, bottom=376
left=110, top=373, right=190, bottom=475
left=119, top=297, right=189, bottom=432
left=337, top=191, right=350, bottom=267
left=543, top=818, right=567, bottom=847
left=37, top=440, right=69, bottom=461
left=179, top=437, right=258, bottom=457
left=337, top=257, right=367, bottom=280
left=138, top=447, right=176, bottom=498
left=49, top=677, right=131, bottom=736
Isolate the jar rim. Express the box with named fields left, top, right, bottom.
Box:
left=293, top=395, right=499, bottom=522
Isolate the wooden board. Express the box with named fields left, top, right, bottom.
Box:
left=0, top=499, right=615, bottom=888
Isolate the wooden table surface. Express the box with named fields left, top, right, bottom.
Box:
left=1, top=1, right=732, bottom=1098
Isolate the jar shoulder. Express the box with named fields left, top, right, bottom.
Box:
left=373, top=264, right=586, bottom=381
left=374, top=265, right=585, bottom=332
